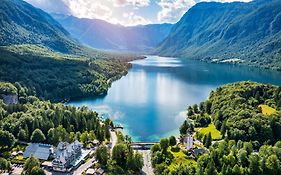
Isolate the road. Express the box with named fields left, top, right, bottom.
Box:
left=110, top=131, right=117, bottom=152
left=73, top=157, right=95, bottom=175
left=141, top=150, right=154, bottom=175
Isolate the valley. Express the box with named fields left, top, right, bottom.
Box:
left=0, top=0, right=281, bottom=174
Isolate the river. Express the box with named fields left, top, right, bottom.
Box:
left=68, top=55, right=281, bottom=141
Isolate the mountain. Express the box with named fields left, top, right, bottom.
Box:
left=0, top=0, right=141, bottom=101
left=155, top=0, right=281, bottom=70
left=52, top=14, right=173, bottom=52
left=0, top=0, right=82, bottom=53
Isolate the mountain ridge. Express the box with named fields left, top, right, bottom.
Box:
left=155, top=0, right=281, bottom=70
left=0, top=0, right=82, bottom=53
left=52, top=14, right=173, bottom=52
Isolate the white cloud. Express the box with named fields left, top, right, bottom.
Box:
left=157, top=0, right=196, bottom=23
left=157, top=0, right=252, bottom=23
left=64, top=0, right=112, bottom=20
left=111, top=0, right=150, bottom=7
left=123, top=12, right=152, bottom=26
left=25, top=0, right=151, bottom=25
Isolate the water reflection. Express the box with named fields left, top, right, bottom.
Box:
left=69, top=56, right=281, bottom=141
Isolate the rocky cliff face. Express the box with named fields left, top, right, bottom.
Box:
left=2, top=94, right=18, bottom=104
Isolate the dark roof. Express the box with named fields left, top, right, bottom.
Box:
left=23, top=143, right=52, bottom=160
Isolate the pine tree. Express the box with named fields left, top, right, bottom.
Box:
left=204, top=132, right=212, bottom=148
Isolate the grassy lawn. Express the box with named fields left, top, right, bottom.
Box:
left=259, top=104, right=276, bottom=115
left=197, top=123, right=222, bottom=140
left=168, top=147, right=196, bottom=171
left=15, top=155, right=24, bottom=161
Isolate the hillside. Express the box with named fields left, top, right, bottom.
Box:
left=152, top=81, right=281, bottom=174
left=52, top=14, right=173, bottom=52
left=155, top=0, right=281, bottom=70
left=0, top=0, right=85, bottom=53
left=0, top=44, right=138, bottom=101
left=0, top=0, right=142, bottom=102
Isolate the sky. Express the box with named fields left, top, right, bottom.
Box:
left=25, top=0, right=252, bottom=26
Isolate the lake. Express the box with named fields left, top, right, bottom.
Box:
left=69, top=55, right=281, bottom=141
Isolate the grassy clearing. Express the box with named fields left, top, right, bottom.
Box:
left=15, top=155, right=24, bottom=161
left=259, top=104, right=276, bottom=116
left=197, top=123, right=222, bottom=140
left=168, top=147, right=196, bottom=171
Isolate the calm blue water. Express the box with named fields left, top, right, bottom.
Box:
left=69, top=56, right=281, bottom=141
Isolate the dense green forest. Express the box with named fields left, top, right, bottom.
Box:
left=0, top=82, right=144, bottom=174
left=0, top=82, right=111, bottom=148
left=152, top=82, right=281, bottom=175
left=0, top=0, right=143, bottom=102
left=0, top=44, right=141, bottom=102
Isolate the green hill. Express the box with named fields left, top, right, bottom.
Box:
left=0, top=0, right=141, bottom=101
left=0, top=0, right=83, bottom=53
left=155, top=0, right=281, bottom=70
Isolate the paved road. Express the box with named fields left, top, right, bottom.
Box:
left=73, top=157, right=95, bottom=175
left=11, top=167, right=23, bottom=175
left=110, top=131, right=117, bottom=152
left=141, top=150, right=154, bottom=175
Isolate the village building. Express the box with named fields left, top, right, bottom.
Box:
left=191, top=148, right=208, bottom=158
left=184, top=133, right=193, bottom=150
left=52, top=140, right=82, bottom=172
left=23, top=143, right=53, bottom=160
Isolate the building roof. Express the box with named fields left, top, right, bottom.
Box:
left=86, top=168, right=96, bottom=175
left=42, top=161, right=53, bottom=167
left=23, top=143, right=52, bottom=160
left=53, top=140, right=82, bottom=164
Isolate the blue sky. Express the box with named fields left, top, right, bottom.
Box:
left=25, top=0, right=252, bottom=26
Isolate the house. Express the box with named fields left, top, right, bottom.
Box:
left=191, top=148, right=208, bottom=158
left=86, top=168, right=104, bottom=175
left=23, top=143, right=53, bottom=160
left=86, top=168, right=95, bottom=175
left=11, top=151, right=23, bottom=158
left=184, top=133, right=193, bottom=150
left=52, top=140, right=82, bottom=172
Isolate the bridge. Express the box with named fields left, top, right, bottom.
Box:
left=112, top=124, right=123, bottom=129
left=130, top=142, right=159, bottom=150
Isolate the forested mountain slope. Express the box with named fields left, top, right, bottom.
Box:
left=156, top=0, right=281, bottom=70
left=53, top=14, right=173, bottom=52
left=0, top=0, right=83, bottom=53
left=0, top=0, right=141, bottom=102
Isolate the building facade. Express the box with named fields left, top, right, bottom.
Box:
left=52, top=140, right=82, bottom=172
left=184, top=133, right=193, bottom=150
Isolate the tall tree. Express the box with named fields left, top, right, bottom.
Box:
left=30, top=129, right=45, bottom=143
left=169, top=136, right=177, bottom=146
left=160, top=138, right=169, bottom=152
left=22, top=156, right=42, bottom=175
left=112, top=143, right=128, bottom=169
left=0, top=130, right=15, bottom=148
left=95, top=145, right=109, bottom=167
left=204, top=132, right=212, bottom=148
